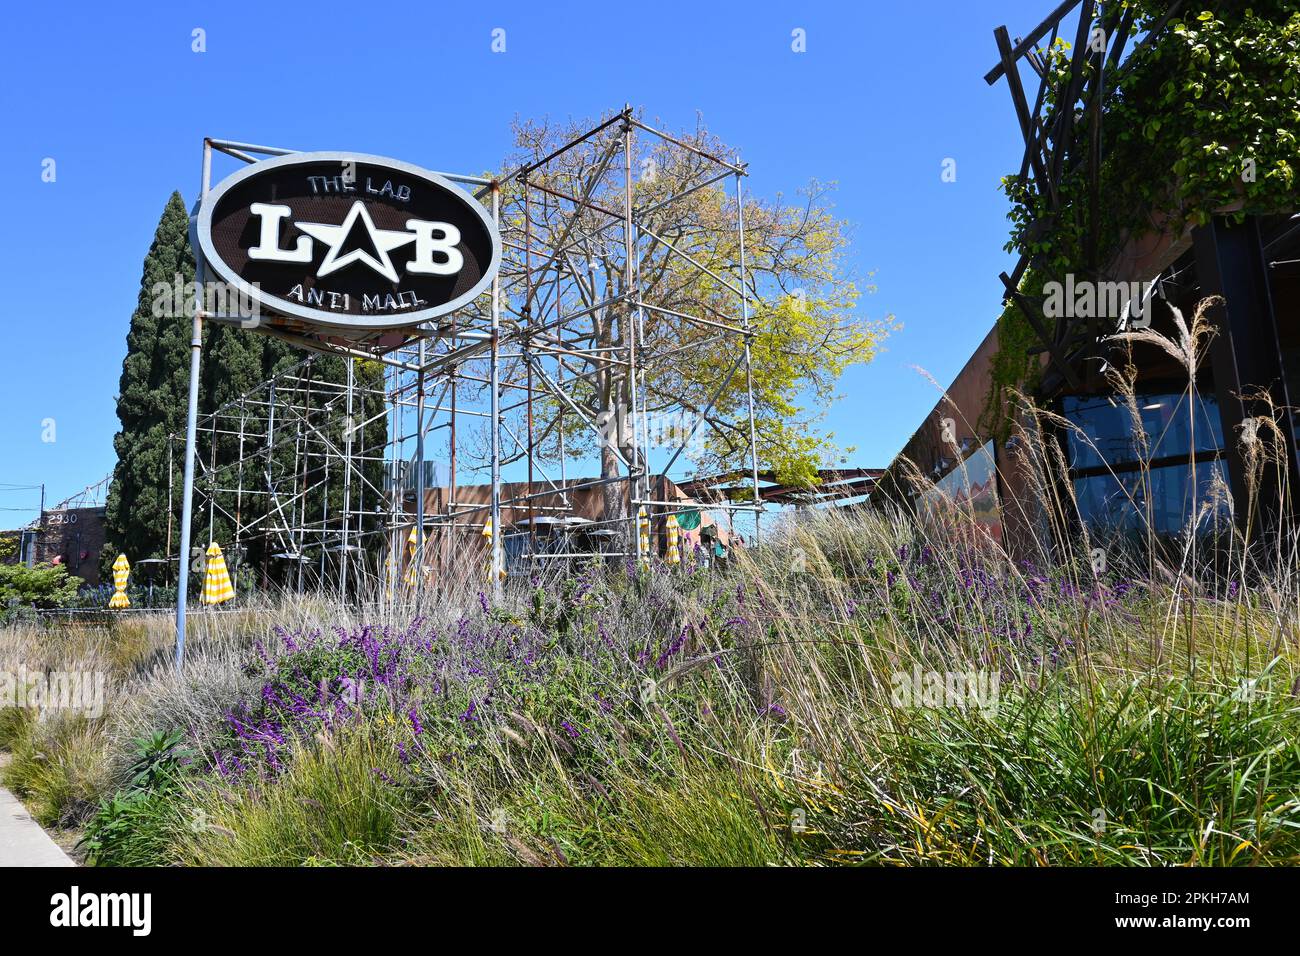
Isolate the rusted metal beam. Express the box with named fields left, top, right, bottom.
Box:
left=995, top=26, right=1052, bottom=193
left=999, top=271, right=1083, bottom=390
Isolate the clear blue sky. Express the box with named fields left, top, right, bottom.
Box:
left=0, top=0, right=1047, bottom=525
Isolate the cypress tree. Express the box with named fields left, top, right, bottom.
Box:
left=104, top=191, right=195, bottom=563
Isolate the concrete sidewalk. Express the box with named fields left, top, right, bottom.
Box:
left=0, top=786, right=75, bottom=867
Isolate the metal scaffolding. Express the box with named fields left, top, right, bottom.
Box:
left=171, top=356, right=389, bottom=595
left=180, top=107, right=763, bottom=608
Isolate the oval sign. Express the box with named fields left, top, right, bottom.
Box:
left=195, top=151, right=499, bottom=330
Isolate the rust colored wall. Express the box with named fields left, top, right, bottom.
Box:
left=882, top=324, right=1045, bottom=558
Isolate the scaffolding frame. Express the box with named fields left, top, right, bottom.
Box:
left=175, top=108, right=763, bottom=661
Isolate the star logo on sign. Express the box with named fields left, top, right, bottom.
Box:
left=295, top=201, right=416, bottom=284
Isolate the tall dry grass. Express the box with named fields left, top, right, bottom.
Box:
left=2, top=300, right=1299, bottom=863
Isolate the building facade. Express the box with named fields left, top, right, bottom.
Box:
left=878, top=211, right=1299, bottom=560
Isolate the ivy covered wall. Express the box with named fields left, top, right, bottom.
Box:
left=988, top=2, right=1300, bottom=413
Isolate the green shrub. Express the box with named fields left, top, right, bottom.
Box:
left=80, top=788, right=185, bottom=867
left=8, top=502, right=1300, bottom=868
left=0, top=562, right=83, bottom=609
left=78, top=730, right=194, bottom=866
left=809, top=671, right=1300, bottom=866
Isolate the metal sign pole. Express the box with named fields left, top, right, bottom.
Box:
left=176, top=139, right=212, bottom=669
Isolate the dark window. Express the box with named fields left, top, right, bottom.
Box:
left=1062, top=392, right=1224, bottom=472
left=1072, top=459, right=1230, bottom=538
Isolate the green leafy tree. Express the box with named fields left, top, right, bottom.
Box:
left=484, top=112, right=894, bottom=522
left=987, top=4, right=1299, bottom=431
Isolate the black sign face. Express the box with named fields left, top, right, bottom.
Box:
left=195, top=152, right=499, bottom=329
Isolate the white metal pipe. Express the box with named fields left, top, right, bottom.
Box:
left=175, top=138, right=212, bottom=669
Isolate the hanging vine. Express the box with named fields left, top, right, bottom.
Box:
left=980, top=269, right=1046, bottom=444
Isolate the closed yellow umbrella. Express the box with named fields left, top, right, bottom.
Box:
left=482, top=517, right=506, bottom=581
left=665, top=514, right=680, bottom=566
left=403, top=525, right=419, bottom=586
left=108, top=554, right=131, bottom=608
left=638, top=506, right=650, bottom=563
left=201, top=542, right=234, bottom=605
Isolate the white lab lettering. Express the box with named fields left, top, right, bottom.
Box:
left=405, top=220, right=463, bottom=275
left=248, top=203, right=313, bottom=263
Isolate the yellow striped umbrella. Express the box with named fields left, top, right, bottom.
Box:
left=665, top=514, right=680, bottom=566
left=201, top=542, right=235, bottom=605
left=108, top=554, right=131, bottom=609
left=637, top=506, right=650, bottom=563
